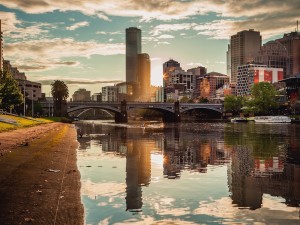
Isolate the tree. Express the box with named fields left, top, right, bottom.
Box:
left=51, top=80, right=69, bottom=116
left=0, top=70, right=24, bottom=112
left=248, top=82, right=279, bottom=115
left=224, top=95, right=244, bottom=116
left=179, top=96, right=190, bottom=103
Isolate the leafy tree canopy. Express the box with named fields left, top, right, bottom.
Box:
left=224, top=95, right=244, bottom=116
left=0, top=70, right=24, bottom=111
left=248, top=82, right=279, bottom=115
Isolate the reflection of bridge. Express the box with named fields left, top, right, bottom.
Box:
left=41, top=101, right=223, bottom=122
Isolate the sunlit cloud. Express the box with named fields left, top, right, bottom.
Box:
left=66, top=21, right=89, bottom=31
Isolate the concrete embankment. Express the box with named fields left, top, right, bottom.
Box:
left=0, top=123, right=84, bottom=225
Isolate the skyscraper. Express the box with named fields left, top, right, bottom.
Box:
left=0, top=20, right=3, bottom=72
left=126, top=27, right=141, bottom=83
left=137, top=53, right=150, bottom=100
left=230, top=29, right=261, bottom=84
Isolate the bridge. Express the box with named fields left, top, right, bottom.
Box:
left=41, top=101, right=223, bottom=123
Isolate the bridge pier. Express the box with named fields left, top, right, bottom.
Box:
left=115, top=100, right=128, bottom=123
left=162, top=101, right=181, bottom=123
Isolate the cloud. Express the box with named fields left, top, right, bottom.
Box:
left=66, top=21, right=89, bottom=30
left=36, top=77, right=124, bottom=85
left=0, top=11, right=52, bottom=40
left=0, top=0, right=222, bottom=21
left=151, top=23, right=197, bottom=36
left=157, top=34, right=175, bottom=39
left=4, top=38, right=125, bottom=71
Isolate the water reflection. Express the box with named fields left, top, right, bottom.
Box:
left=76, top=121, right=300, bottom=224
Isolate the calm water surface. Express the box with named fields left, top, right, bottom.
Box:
left=75, top=120, right=300, bottom=225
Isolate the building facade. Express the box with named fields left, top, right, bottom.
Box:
left=276, top=31, right=300, bottom=77
left=72, top=88, right=91, bottom=101
left=198, top=72, right=229, bottom=101
left=102, top=86, right=117, bottom=102
left=163, top=59, right=181, bottom=87
left=236, top=64, right=284, bottom=96
left=254, top=41, right=288, bottom=77
left=126, top=27, right=141, bottom=83
left=230, top=29, right=262, bottom=84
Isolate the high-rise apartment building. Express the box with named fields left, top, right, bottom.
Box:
left=254, top=41, right=288, bottom=77
left=276, top=31, right=300, bottom=77
left=126, top=27, right=141, bottom=83
left=0, top=20, right=3, bottom=72
left=230, top=29, right=262, bottom=84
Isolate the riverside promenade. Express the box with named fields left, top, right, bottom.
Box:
left=0, top=123, right=83, bottom=225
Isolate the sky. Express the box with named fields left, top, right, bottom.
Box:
left=0, top=0, right=299, bottom=96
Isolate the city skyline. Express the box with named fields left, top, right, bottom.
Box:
left=0, top=1, right=299, bottom=95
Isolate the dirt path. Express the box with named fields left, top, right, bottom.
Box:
left=0, top=123, right=84, bottom=225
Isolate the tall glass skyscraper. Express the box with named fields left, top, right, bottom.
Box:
left=126, top=27, right=141, bottom=83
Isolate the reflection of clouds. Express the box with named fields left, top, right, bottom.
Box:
left=113, top=216, right=199, bottom=225
left=193, top=195, right=299, bottom=223
left=81, top=179, right=126, bottom=200
left=158, top=207, right=190, bottom=216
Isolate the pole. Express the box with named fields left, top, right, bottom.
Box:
left=23, top=81, right=26, bottom=116
left=31, top=89, right=34, bottom=117
left=48, top=92, right=50, bottom=117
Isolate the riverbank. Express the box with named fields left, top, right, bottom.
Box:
left=0, top=123, right=84, bottom=225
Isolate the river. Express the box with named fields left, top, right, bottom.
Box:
left=75, top=120, right=300, bottom=225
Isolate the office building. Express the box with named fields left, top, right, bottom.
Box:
left=236, top=64, right=284, bottom=96
left=230, top=29, right=262, bottom=84
left=126, top=27, right=141, bottom=83
left=254, top=41, right=288, bottom=77
left=276, top=31, right=300, bottom=77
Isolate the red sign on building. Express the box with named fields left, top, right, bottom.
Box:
left=254, top=70, right=259, bottom=83
left=264, top=70, right=272, bottom=82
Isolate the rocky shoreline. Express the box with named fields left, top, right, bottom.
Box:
left=0, top=123, right=84, bottom=225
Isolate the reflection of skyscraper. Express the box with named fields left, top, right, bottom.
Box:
left=125, top=140, right=151, bottom=212
left=229, top=146, right=262, bottom=210
left=126, top=27, right=141, bottom=83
